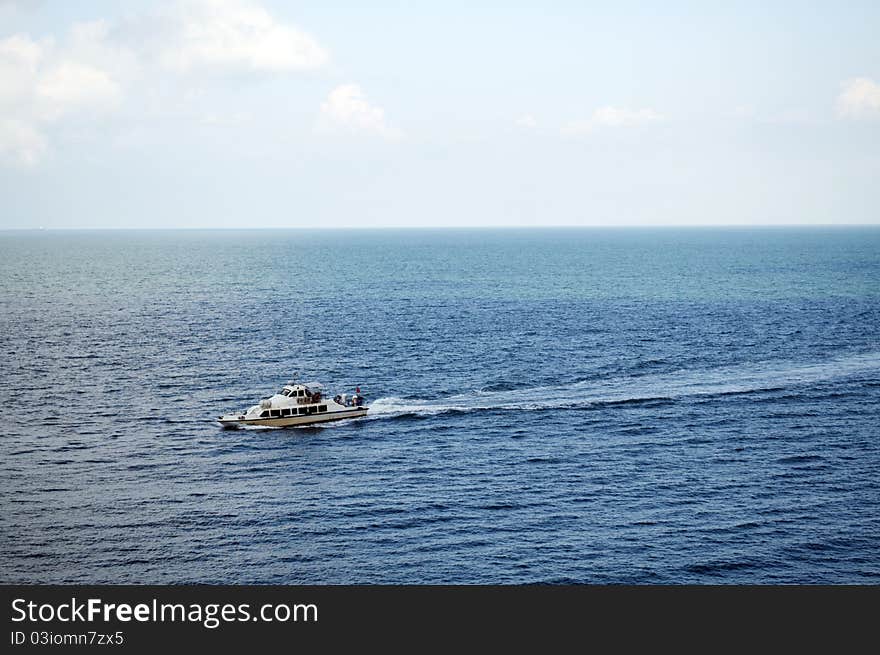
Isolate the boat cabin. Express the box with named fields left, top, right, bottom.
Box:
left=256, top=383, right=329, bottom=419
left=278, top=383, right=324, bottom=404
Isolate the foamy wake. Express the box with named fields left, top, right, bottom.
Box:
left=367, top=351, right=880, bottom=419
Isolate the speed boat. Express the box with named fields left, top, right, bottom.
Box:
left=217, top=381, right=368, bottom=429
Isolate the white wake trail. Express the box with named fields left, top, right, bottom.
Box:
left=367, top=351, right=880, bottom=419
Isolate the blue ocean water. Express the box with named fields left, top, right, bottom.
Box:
left=1, top=227, right=878, bottom=584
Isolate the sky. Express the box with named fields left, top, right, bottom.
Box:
left=0, top=0, right=878, bottom=229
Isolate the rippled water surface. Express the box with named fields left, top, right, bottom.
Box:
left=2, top=228, right=879, bottom=583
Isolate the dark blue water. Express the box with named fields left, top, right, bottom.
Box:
left=2, top=228, right=879, bottom=583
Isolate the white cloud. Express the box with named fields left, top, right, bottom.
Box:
left=0, top=118, right=47, bottom=167
left=837, top=77, right=880, bottom=119
left=0, top=31, right=42, bottom=66
left=35, top=61, right=122, bottom=119
left=0, top=33, right=46, bottom=106
left=562, top=106, right=663, bottom=136
left=0, top=32, right=122, bottom=166
left=316, top=84, right=402, bottom=139
left=142, top=0, right=328, bottom=74
left=0, top=1, right=329, bottom=166
left=516, top=114, right=538, bottom=129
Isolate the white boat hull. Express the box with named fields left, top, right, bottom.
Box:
left=218, top=407, right=368, bottom=429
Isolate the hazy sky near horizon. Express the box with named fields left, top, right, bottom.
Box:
left=1, top=0, right=879, bottom=229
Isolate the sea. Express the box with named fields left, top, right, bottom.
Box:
left=1, top=227, right=878, bottom=584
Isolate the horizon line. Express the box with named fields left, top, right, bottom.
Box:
left=3, top=223, right=880, bottom=232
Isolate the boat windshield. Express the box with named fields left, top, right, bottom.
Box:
left=280, top=389, right=291, bottom=396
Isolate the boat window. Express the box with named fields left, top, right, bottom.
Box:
left=298, top=407, right=307, bottom=415
left=281, top=389, right=290, bottom=396
left=298, top=389, right=305, bottom=397
left=318, top=405, right=327, bottom=412
left=260, top=410, right=269, bottom=418
left=281, top=408, right=292, bottom=416
left=270, top=409, right=281, bottom=417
